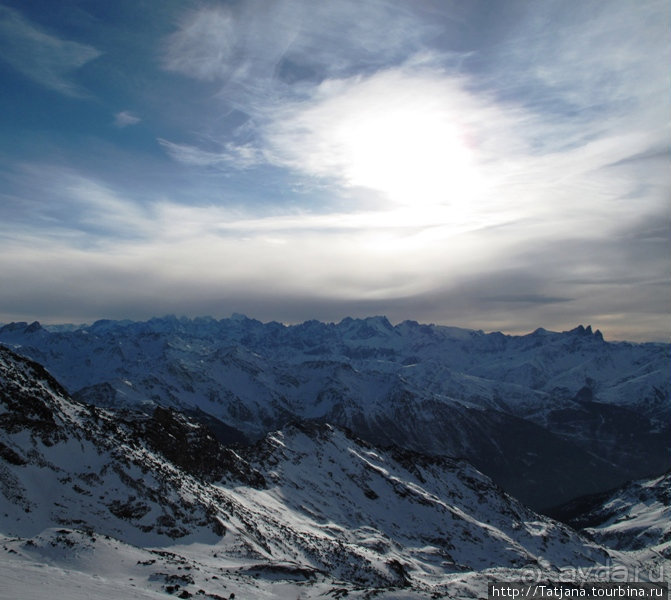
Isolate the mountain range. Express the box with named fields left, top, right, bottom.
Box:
left=0, top=315, right=668, bottom=510
left=1, top=341, right=668, bottom=599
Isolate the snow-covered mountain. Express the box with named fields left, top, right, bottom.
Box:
left=550, top=473, right=671, bottom=553
left=2, top=343, right=643, bottom=599
left=1, top=315, right=668, bottom=510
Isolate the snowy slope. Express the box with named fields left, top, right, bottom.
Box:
left=1, top=315, right=668, bottom=510
left=233, top=422, right=610, bottom=575
left=0, top=346, right=242, bottom=546
left=1, top=344, right=636, bottom=598
left=1, top=345, right=668, bottom=598
left=550, top=473, right=671, bottom=553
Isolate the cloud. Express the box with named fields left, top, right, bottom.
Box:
left=0, top=1, right=668, bottom=342
left=162, top=6, right=237, bottom=82
left=156, top=1, right=669, bottom=236
left=0, top=165, right=153, bottom=245
left=0, top=213, right=666, bottom=341
left=161, top=0, right=439, bottom=87
left=158, top=138, right=261, bottom=169
left=0, top=4, right=100, bottom=96
left=261, top=65, right=520, bottom=212
left=483, top=0, right=669, bottom=144
left=114, top=111, right=141, bottom=128
left=0, top=164, right=668, bottom=340
left=253, top=62, right=667, bottom=250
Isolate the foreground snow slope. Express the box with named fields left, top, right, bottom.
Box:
left=3, top=344, right=653, bottom=598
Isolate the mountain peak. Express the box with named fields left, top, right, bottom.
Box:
left=568, top=324, right=601, bottom=337
left=25, top=320, right=43, bottom=333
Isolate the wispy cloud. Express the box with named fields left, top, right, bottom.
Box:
left=1, top=202, right=666, bottom=340
left=162, top=0, right=439, bottom=87
left=158, top=138, right=261, bottom=169
left=1, top=154, right=667, bottom=336
left=481, top=0, right=669, bottom=151
left=0, top=165, right=152, bottom=245
left=0, top=4, right=100, bottom=96
left=114, top=111, right=141, bottom=128
left=162, top=6, right=237, bottom=82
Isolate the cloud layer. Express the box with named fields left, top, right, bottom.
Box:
left=0, top=0, right=668, bottom=341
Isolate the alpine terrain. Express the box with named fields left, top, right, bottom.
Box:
left=0, top=315, right=668, bottom=509
left=0, top=316, right=669, bottom=598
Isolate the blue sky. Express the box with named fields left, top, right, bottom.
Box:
left=0, top=0, right=668, bottom=341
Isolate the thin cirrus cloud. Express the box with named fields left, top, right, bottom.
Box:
left=0, top=4, right=100, bottom=96
left=114, top=111, right=141, bottom=128
left=161, top=0, right=438, bottom=85
left=0, top=165, right=153, bottom=244
left=158, top=138, right=262, bottom=170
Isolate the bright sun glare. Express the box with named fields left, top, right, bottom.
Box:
left=273, top=70, right=489, bottom=231
left=337, top=106, right=477, bottom=212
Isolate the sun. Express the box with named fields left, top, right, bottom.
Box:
left=269, top=68, right=487, bottom=229
left=335, top=104, right=477, bottom=211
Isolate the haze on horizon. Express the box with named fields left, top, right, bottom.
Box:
left=0, top=0, right=669, bottom=342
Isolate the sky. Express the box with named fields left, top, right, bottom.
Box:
left=0, top=0, right=669, bottom=341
